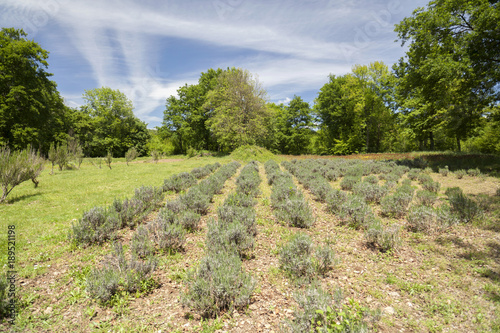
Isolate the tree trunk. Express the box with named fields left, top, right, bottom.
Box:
left=456, top=136, right=461, bottom=152
left=429, top=131, right=434, bottom=151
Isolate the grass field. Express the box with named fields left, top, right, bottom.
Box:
left=1, top=152, right=499, bottom=332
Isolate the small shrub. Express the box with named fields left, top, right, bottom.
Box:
left=0, top=275, right=10, bottom=319
left=130, top=225, right=154, bottom=258
left=223, top=192, right=255, bottom=208
left=70, top=207, right=120, bottom=245
left=177, top=211, right=201, bottom=232
left=181, top=251, right=254, bottom=317
left=163, top=172, right=197, bottom=193
left=217, top=205, right=257, bottom=236
left=308, top=180, right=332, bottom=202
left=339, top=195, right=374, bottom=229
left=125, top=147, right=138, bottom=165
left=467, top=168, right=481, bottom=177
left=380, top=191, right=413, bottom=218
left=315, top=244, right=336, bottom=276
left=421, top=180, right=441, bottom=193
left=325, top=189, right=347, bottom=214
left=87, top=243, right=157, bottom=303
left=435, top=204, right=459, bottom=228
left=340, top=176, right=360, bottom=191
left=147, top=217, right=186, bottom=253
left=447, top=190, right=481, bottom=223
left=279, top=233, right=315, bottom=281
left=407, top=205, right=436, bottom=232
left=417, top=173, right=433, bottom=184
left=275, top=198, right=315, bottom=228
left=439, top=166, right=449, bottom=177
left=105, top=151, right=113, bottom=169
left=353, top=182, right=387, bottom=204
left=206, top=219, right=254, bottom=257
left=365, top=219, right=400, bottom=252
left=186, top=147, right=197, bottom=158
left=364, top=175, right=379, bottom=184
left=455, top=169, right=466, bottom=179
left=407, top=169, right=420, bottom=181
left=180, top=187, right=211, bottom=215
left=324, top=169, right=338, bottom=181
left=416, top=190, right=438, bottom=206
left=164, top=199, right=186, bottom=214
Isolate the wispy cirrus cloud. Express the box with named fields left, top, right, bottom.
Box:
left=0, top=0, right=429, bottom=127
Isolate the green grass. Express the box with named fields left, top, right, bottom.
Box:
left=0, top=156, right=231, bottom=272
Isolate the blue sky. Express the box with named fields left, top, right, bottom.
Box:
left=1, top=0, right=429, bottom=128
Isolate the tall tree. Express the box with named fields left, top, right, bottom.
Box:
left=394, top=0, right=499, bottom=151
left=163, top=68, right=222, bottom=153
left=0, top=28, right=68, bottom=152
left=273, top=96, right=314, bottom=155
left=204, top=68, right=270, bottom=151
left=79, top=87, right=149, bottom=157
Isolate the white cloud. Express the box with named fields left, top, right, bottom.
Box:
left=1, top=0, right=430, bottom=128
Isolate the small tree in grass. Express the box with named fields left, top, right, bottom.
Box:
left=56, top=144, right=69, bottom=171
left=125, top=147, right=138, bottom=166
left=105, top=151, right=113, bottom=170
left=0, top=146, right=45, bottom=203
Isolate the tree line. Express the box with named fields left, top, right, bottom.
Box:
left=1, top=0, right=499, bottom=158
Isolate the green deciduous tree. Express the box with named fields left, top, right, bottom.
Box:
left=0, top=28, right=68, bottom=152
left=394, top=0, right=499, bottom=151
left=0, top=145, right=44, bottom=203
left=79, top=87, right=150, bottom=157
left=272, top=96, right=314, bottom=155
left=204, top=68, right=270, bottom=151
left=163, top=69, right=222, bottom=153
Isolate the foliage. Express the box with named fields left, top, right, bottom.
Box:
left=181, top=251, right=255, bottom=318
left=228, top=145, right=276, bottom=163
left=446, top=187, right=482, bottom=223
left=0, top=145, right=44, bottom=203
left=78, top=87, right=150, bottom=157
left=125, top=147, right=138, bottom=166
left=365, top=219, right=401, bottom=252
left=86, top=243, right=157, bottom=304
left=69, top=207, right=120, bottom=245
left=0, top=28, right=68, bottom=153
left=0, top=274, right=9, bottom=319
left=338, top=195, right=375, bottom=229
left=204, top=68, right=270, bottom=151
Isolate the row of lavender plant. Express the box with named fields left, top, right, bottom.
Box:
left=181, top=161, right=262, bottom=317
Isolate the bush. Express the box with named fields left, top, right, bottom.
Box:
left=353, top=182, right=387, bottom=204
left=279, top=233, right=315, bottom=281
left=284, top=284, right=377, bottom=333
left=407, top=205, right=436, bottom=232
left=131, top=225, right=154, bottom=258
left=217, top=205, right=257, bottom=236
left=125, top=147, right=138, bottom=165
left=181, top=251, right=254, bottom=317
left=176, top=210, right=201, bottom=232
left=206, top=219, right=254, bottom=257
left=339, top=195, right=374, bottom=229
left=0, top=274, right=10, bottom=319
left=416, top=190, right=438, bottom=206
left=315, top=244, right=336, bottom=276
left=438, top=166, right=449, bottom=177
left=180, top=187, right=211, bottom=215
left=407, top=169, right=420, bottom=181
left=70, top=207, right=120, bottom=245
left=223, top=192, right=255, bottom=208
left=0, top=145, right=45, bottom=203
left=421, top=180, right=441, bottom=193
left=455, top=169, right=466, bottom=179
left=325, top=189, right=347, bottom=214
left=148, top=218, right=186, bottom=253
left=163, top=172, right=197, bottom=193
left=364, top=175, right=379, bottom=184
left=87, top=243, right=157, bottom=304
left=275, top=198, right=315, bottom=228
left=340, top=176, right=360, bottom=191
left=447, top=189, right=481, bottom=223
left=467, top=168, right=481, bottom=177
left=380, top=190, right=413, bottom=218
left=365, top=220, right=400, bottom=252
left=324, top=169, right=338, bottom=181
